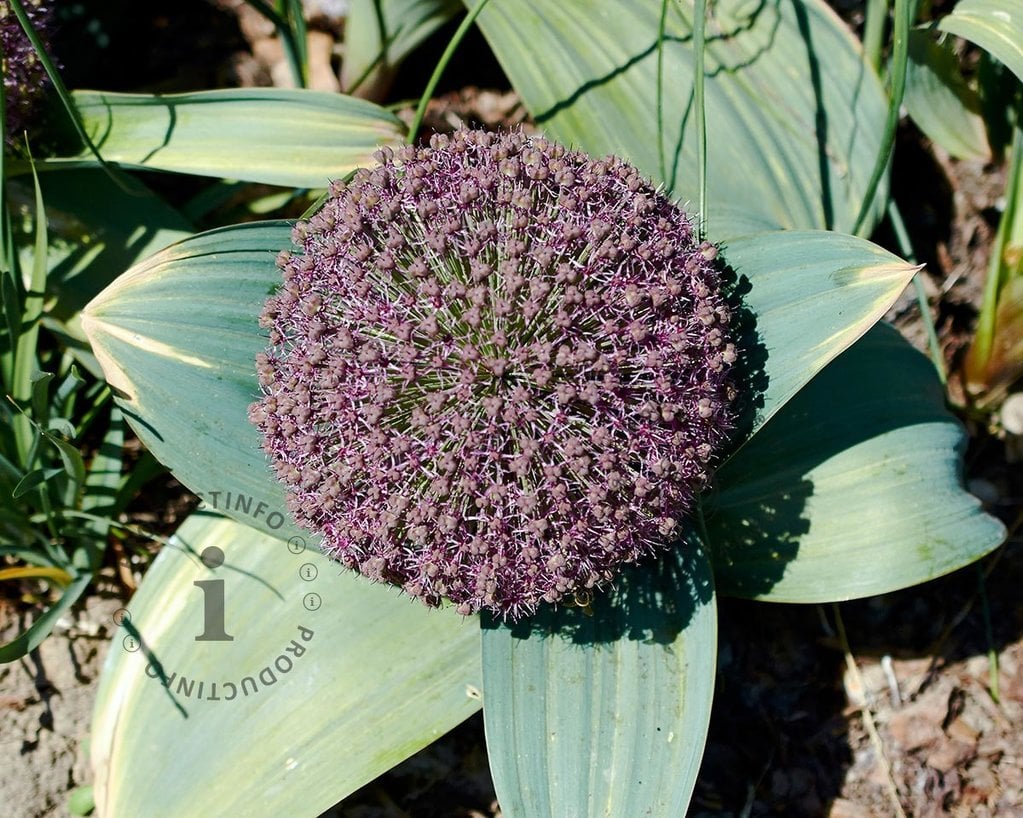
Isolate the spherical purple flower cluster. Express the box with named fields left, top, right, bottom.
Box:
left=251, top=129, right=738, bottom=619
left=1, top=0, right=56, bottom=145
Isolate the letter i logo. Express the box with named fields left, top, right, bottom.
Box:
left=194, top=546, right=235, bottom=642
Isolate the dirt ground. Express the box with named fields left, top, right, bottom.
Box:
left=0, top=591, right=122, bottom=818
left=2, top=2, right=1022, bottom=816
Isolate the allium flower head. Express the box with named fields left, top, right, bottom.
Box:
left=251, top=129, right=738, bottom=619
left=1, top=0, right=56, bottom=145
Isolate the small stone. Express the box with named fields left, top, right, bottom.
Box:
left=926, top=738, right=977, bottom=773
left=1001, top=392, right=1023, bottom=435
left=827, top=798, right=873, bottom=818
left=886, top=689, right=948, bottom=751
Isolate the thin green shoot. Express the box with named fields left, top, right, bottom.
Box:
left=0, top=571, right=92, bottom=662
left=854, top=0, right=915, bottom=235
left=407, top=0, right=495, bottom=146
left=863, top=0, right=888, bottom=74
left=972, top=121, right=1022, bottom=371
left=656, top=0, right=670, bottom=184
left=976, top=562, right=1000, bottom=703
left=693, top=0, right=709, bottom=237
left=243, top=0, right=307, bottom=88
left=59, top=509, right=176, bottom=550
left=888, top=200, right=946, bottom=383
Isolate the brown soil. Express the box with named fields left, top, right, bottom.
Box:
left=0, top=588, right=123, bottom=818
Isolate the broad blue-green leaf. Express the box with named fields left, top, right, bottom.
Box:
left=13, top=168, right=193, bottom=338
left=91, top=512, right=482, bottom=818
left=342, top=0, right=462, bottom=97
left=706, top=323, right=1006, bottom=601
left=81, top=222, right=294, bottom=540
left=80, top=225, right=914, bottom=528
left=40, top=89, right=405, bottom=187
left=905, top=29, right=990, bottom=160
left=939, top=0, right=1023, bottom=85
left=723, top=230, right=916, bottom=437
left=482, top=541, right=716, bottom=817
left=468, top=0, right=887, bottom=239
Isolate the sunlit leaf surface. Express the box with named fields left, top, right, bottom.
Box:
left=91, top=512, right=481, bottom=818
left=468, top=0, right=887, bottom=239
left=49, top=89, right=405, bottom=187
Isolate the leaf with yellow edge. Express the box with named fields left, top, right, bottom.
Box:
left=939, top=0, right=1023, bottom=85
left=723, top=230, right=917, bottom=441
left=39, top=89, right=405, bottom=188
left=91, top=511, right=482, bottom=818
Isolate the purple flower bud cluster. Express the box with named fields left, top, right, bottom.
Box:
left=1, top=0, right=55, bottom=145
left=251, top=129, right=738, bottom=619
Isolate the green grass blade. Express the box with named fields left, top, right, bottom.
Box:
left=11, top=153, right=48, bottom=460
left=0, top=571, right=91, bottom=662
left=853, top=0, right=913, bottom=234
left=29, top=370, right=54, bottom=422
left=44, top=428, right=85, bottom=487
left=74, top=406, right=124, bottom=571
left=12, top=466, right=63, bottom=499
